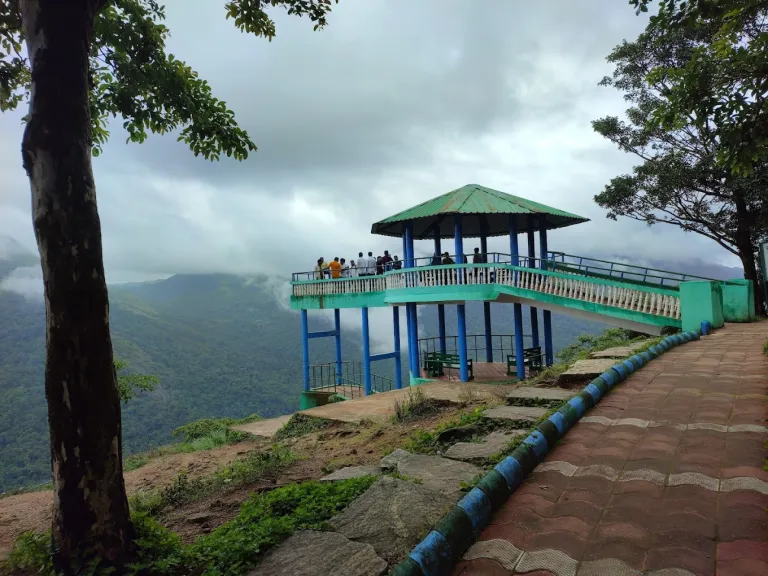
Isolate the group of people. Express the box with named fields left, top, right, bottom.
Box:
left=314, top=251, right=403, bottom=279
left=313, top=247, right=489, bottom=280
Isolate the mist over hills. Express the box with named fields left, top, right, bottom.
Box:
left=0, top=251, right=744, bottom=491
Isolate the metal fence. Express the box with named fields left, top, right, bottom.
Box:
left=309, top=361, right=396, bottom=397
left=418, top=333, right=535, bottom=363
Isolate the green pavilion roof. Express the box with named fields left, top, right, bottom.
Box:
left=370, top=184, right=589, bottom=239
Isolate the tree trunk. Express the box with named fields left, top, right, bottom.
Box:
left=733, top=192, right=765, bottom=316
left=20, top=0, right=133, bottom=571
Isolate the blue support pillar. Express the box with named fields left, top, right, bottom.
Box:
left=539, top=215, right=554, bottom=366
left=393, top=306, right=403, bottom=389
left=334, top=308, right=342, bottom=385
left=301, top=309, right=310, bottom=391
left=457, top=304, right=469, bottom=381
left=437, top=305, right=447, bottom=354
left=509, top=216, right=525, bottom=381
left=362, top=307, right=371, bottom=395
left=435, top=231, right=447, bottom=354
left=527, top=217, right=540, bottom=350
left=480, top=223, right=492, bottom=362
left=405, top=224, right=419, bottom=380
left=454, top=215, right=469, bottom=381
left=409, top=303, right=419, bottom=379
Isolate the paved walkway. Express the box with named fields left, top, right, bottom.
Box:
left=454, top=323, right=768, bottom=576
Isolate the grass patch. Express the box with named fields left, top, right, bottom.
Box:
left=123, top=414, right=263, bottom=473
left=130, top=446, right=296, bottom=517
left=179, top=477, right=376, bottom=574
left=403, top=406, right=493, bottom=453
left=392, top=387, right=446, bottom=423
left=273, top=413, right=332, bottom=441
left=2, top=478, right=376, bottom=576
left=763, top=338, right=768, bottom=357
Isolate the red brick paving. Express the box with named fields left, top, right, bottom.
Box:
left=452, top=322, right=768, bottom=575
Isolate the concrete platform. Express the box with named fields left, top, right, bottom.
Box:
left=233, top=414, right=291, bottom=438
left=234, top=382, right=516, bottom=437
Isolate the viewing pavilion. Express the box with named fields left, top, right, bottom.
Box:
left=290, top=184, right=751, bottom=407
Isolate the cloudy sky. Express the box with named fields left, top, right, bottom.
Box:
left=0, top=0, right=742, bottom=287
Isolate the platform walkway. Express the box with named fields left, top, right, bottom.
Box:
left=453, top=322, right=768, bottom=576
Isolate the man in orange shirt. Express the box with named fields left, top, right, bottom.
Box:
left=328, top=257, right=342, bottom=279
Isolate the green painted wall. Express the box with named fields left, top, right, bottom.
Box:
left=721, top=279, right=755, bottom=322
left=679, top=281, right=725, bottom=332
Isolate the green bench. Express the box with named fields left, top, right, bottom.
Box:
left=506, top=346, right=543, bottom=376
left=423, top=352, right=474, bottom=380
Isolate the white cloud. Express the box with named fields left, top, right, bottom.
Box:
left=0, top=0, right=743, bottom=290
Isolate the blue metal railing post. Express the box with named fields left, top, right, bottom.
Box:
left=527, top=215, right=540, bottom=350
left=334, top=308, right=343, bottom=385
left=362, top=307, right=372, bottom=395
left=301, top=309, right=310, bottom=391
left=509, top=216, right=525, bottom=381
left=455, top=215, right=469, bottom=381
left=538, top=214, right=553, bottom=367
left=438, top=304, right=447, bottom=354
left=393, top=306, right=402, bottom=389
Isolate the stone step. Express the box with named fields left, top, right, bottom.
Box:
left=329, top=476, right=453, bottom=564
left=392, top=453, right=482, bottom=498
left=443, top=430, right=527, bottom=462
left=506, top=387, right=575, bottom=403
left=252, top=530, right=387, bottom=576
left=590, top=341, right=647, bottom=358
left=556, top=359, right=618, bottom=384
left=482, top=405, right=548, bottom=423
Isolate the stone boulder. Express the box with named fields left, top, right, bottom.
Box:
left=252, top=530, right=387, bottom=576
left=330, top=476, right=452, bottom=563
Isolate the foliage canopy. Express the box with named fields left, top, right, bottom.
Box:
left=0, top=0, right=337, bottom=159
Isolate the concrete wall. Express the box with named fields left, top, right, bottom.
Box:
left=721, top=279, right=755, bottom=323
left=680, top=281, right=725, bottom=333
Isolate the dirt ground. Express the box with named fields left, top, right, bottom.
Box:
left=0, top=402, right=486, bottom=558
left=0, top=440, right=264, bottom=558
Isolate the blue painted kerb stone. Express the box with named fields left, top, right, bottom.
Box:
left=457, top=488, right=492, bottom=536
left=409, top=530, right=453, bottom=576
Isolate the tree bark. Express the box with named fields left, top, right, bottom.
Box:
left=733, top=192, right=765, bottom=316
left=19, top=0, right=133, bottom=571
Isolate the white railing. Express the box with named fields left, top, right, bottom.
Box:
left=292, top=264, right=681, bottom=320
left=291, top=276, right=388, bottom=297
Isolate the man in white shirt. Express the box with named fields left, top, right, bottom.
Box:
left=365, top=251, right=377, bottom=275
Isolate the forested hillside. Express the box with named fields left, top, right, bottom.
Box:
left=0, top=273, right=354, bottom=491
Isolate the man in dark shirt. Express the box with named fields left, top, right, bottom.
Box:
left=472, top=247, right=486, bottom=264
left=381, top=250, right=393, bottom=271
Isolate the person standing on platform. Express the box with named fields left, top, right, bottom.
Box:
left=393, top=255, right=402, bottom=269
left=314, top=258, right=325, bottom=280
left=328, top=257, right=342, bottom=279
left=366, top=251, right=377, bottom=276
left=381, top=250, right=393, bottom=271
